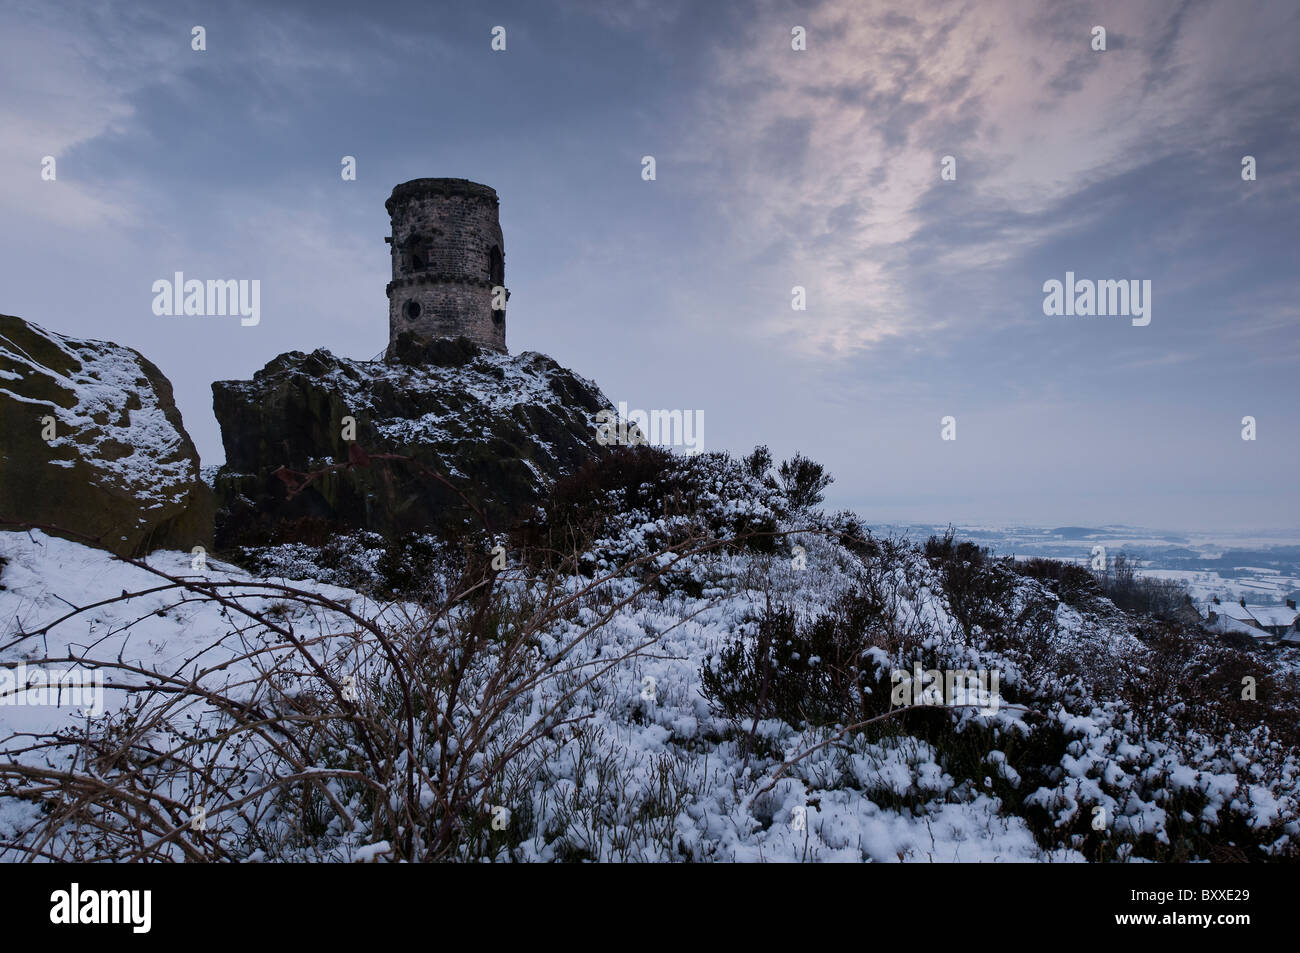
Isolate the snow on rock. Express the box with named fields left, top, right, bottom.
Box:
left=210, top=337, right=615, bottom=547
left=0, top=314, right=212, bottom=556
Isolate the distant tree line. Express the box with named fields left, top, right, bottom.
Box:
left=1092, top=551, right=1191, bottom=616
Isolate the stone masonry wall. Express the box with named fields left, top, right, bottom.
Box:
left=386, top=179, right=507, bottom=355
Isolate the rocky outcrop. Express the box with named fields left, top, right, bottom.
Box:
left=0, top=314, right=213, bottom=556
left=211, top=333, right=613, bottom=547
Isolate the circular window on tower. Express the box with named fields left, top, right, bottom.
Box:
left=403, top=299, right=422, bottom=321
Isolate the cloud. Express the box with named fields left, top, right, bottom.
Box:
left=559, top=0, right=694, bottom=34
left=667, top=0, right=1300, bottom=358
left=0, top=2, right=172, bottom=227
left=0, top=0, right=415, bottom=227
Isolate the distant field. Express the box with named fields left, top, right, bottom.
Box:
left=879, top=522, right=1300, bottom=606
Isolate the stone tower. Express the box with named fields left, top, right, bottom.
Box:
left=385, top=178, right=507, bottom=357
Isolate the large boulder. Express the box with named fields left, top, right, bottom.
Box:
left=0, top=314, right=213, bottom=556
left=211, top=334, right=614, bottom=547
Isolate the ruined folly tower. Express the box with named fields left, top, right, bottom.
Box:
left=385, top=178, right=507, bottom=357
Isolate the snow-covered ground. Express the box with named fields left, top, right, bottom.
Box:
left=3, top=498, right=1297, bottom=862
left=0, top=529, right=1063, bottom=861
left=0, top=530, right=378, bottom=724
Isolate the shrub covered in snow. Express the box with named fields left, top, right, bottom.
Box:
left=2, top=446, right=1297, bottom=862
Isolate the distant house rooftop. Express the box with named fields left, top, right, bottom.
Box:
left=1202, top=597, right=1299, bottom=639
left=1212, top=601, right=1257, bottom=623
left=1248, top=605, right=1299, bottom=628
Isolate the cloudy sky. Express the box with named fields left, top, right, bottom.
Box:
left=2, top=0, right=1297, bottom=531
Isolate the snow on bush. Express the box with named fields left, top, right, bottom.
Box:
left=2, top=447, right=1297, bottom=861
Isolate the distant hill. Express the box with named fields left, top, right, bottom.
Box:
left=1050, top=526, right=1103, bottom=539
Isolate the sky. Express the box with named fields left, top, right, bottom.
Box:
left=2, top=0, right=1297, bottom=532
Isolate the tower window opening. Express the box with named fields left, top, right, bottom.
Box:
left=489, top=244, right=505, bottom=326
left=404, top=299, right=422, bottom=320
left=489, top=244, right=504, bottom=285
left=406, top=235, right=429, bottom=272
